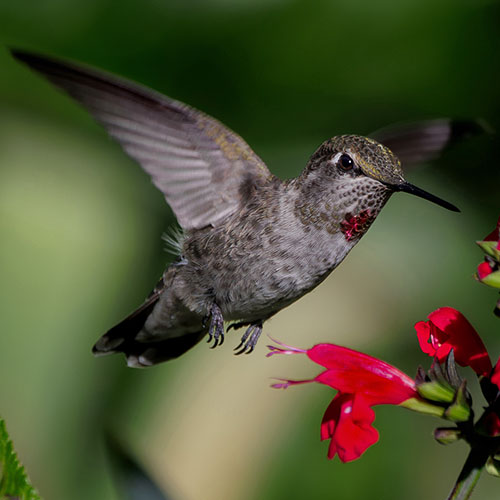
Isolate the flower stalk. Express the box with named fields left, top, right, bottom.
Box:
left=448, top=447, right=493, bottom=500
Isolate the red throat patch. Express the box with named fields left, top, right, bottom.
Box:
left=341, top=210, right=374, bottom=242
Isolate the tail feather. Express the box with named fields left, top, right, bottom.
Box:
left=93, top=275, right=206, bottom=367
left=92, top=293, right=160, bottom=356
left=123, top=331, right=206, bottom=368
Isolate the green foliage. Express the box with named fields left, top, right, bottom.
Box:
left=0, top=418, right=40, bottom=500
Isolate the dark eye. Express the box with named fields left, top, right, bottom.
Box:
left=337, top=154, right=354, bottom=171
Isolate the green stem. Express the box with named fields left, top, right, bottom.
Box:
left=447, top=448, right=489, bottom=500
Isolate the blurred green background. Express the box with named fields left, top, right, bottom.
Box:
left=1, top=0, right=500, bottom=498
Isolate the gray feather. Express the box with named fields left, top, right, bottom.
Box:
left=11, top=49, right=271, bottom=230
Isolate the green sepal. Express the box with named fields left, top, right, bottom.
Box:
left=480, top=270, right=500, bottom=289
left=400, top=397, right=445, bottom=417
left=485, top=456, right=500, bottom=478
left=417, top=380, right=456, bottom=403
left=445, top=350, right=465, bottom=392
left=443, top=401, right=471, bottom=422
left=443, top=382, right=471, bottom=423
left=434, top=427, right=462, bottom=445
left=477, top=240, right=500, bottom=260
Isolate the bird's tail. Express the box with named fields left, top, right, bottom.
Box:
left=92, top=276, right=205, bottom=368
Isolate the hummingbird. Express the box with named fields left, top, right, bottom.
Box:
left=12, top=49, right=463, bottom=368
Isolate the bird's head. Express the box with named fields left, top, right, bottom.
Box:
left=302, top=134, right=459, bottom=213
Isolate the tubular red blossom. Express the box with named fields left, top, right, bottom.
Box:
left=308, top=344, right=417, bottom=405
left=320, top=393, right=379, bottom=462
left=477, top=261, right=494, bottom=280
left=268, top=340, right=418, bottom=462
left=415, top=307, right=492, bottom=377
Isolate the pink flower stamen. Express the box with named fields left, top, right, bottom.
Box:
left=266, top=335, right=306, bottom=357
left=270, top=378, right=314, bottom=389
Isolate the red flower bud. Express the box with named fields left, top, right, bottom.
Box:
left=477, top=261, right=494, bottom=280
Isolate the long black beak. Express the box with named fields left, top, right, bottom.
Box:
left=396, top=182, right=460, bottom=212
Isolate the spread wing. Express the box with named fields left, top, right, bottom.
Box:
left=370, top=119, right=488, bottom=167
left=12, top=49, right=271, bottom=230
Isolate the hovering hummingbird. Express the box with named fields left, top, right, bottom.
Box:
left=12, top=49, right=466, bottom=367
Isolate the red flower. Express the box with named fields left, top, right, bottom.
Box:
left=483, top=216, right=500, bottom=247
left=268, top=340, right=418, bottom=462
left=415, top=307, right=492, bottom=377
left=477, top=261, right=494, bottom=280
left=479, top=410, right=500, bottom=437
left=320, top=393, right=378, bottom=462
left=491, top=356, right=500, bottom=390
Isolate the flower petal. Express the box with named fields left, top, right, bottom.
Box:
left=415, top=321, right=436, bottom=356
left=491, top=356, right=500, bottom=390
left=307, top=344, right=417, bottom=405
left=477, top=261, right=494, bottom=280
left=321, top=393, right=379, bottom=462
left=478, top=410, right=500, bottom=437
left=415, top=320, right=452, bottom=359
left=416, top=307, right=492, bottom=377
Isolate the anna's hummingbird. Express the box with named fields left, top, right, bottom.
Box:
left=12, top=50, right=462, bottom=367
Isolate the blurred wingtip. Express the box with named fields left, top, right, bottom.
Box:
left=370, top=117, right=493, bottom=169
left=9, top=47, right=46, bottom=65
left=449, top=118, right=494, bottom=141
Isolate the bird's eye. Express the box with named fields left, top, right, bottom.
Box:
left=337, top=153, right=354, bottom=171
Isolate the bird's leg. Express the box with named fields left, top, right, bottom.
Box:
left=206, top=303, right=225, bottom=349
left=233, top=321, right=263, bottom=355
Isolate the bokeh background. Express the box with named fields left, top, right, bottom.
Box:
left=1, top=0, right=500, bottom=498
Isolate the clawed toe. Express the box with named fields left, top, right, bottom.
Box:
left=206, top=309, right=263, bottom=354
left=234, top=322, right=263, bottom=355
left=206, top=303, right=225, bottom=349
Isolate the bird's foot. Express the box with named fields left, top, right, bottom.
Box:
left=227, top=321, right=250, bottom=332
left=233, top=321, right=263, bottom=355
left=206, top=303, right=225, bottom=349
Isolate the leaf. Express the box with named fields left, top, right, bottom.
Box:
left=0, top=417, right=40, bottom=500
